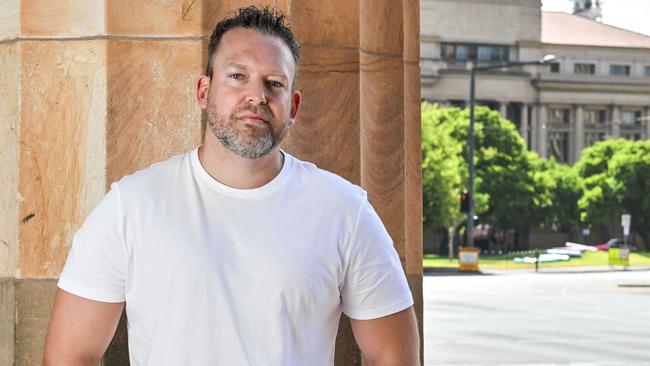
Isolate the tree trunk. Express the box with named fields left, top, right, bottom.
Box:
left=447, top=226, right=455, bottom=260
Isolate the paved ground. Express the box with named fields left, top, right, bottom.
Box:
left=424, top=268, right=650, bottom=366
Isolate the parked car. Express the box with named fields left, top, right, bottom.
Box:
left=596, top=238, right=637, bottom=251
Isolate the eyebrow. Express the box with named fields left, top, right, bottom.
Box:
left=224, top=61, right=289, bottom=80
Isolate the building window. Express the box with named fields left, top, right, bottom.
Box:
left=548, top=132, right=569, bottom=163
left=574, top=63, right=596, bottom=74
left=645, top=66, right=650, bottom=76
left=549, top=108, right=570, bottom=124
left=622, top=133, right=642, bottom=141
left=584, top=109, right=606, bottom=124
left=621, top=111, right=641, bottom=125
left=549, top=62, right=560, bottom=73
left=441, top=43, right=509, bottom=63
left=585, top=132, right=606, bottom=147
left=610, top=64, right=630, bottom=76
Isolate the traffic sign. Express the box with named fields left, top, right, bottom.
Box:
left=621, top=214, right=631, bottom=226
left=621, top=214, right=631, bottom=236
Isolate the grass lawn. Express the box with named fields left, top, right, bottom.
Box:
left=423, top=251, right=650, bottom=269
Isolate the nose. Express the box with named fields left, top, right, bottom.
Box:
left=246, top=79, right=267, bottom=105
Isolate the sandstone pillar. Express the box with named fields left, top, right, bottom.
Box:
left=611, top=105, right=621, bottom=138
left=1, top=1, right=422, bottom=365
left=520, top=104, right=529, bottom=148
left=645, top=107, right=650, bottom=139
left=0, top=3, right=20, bottom=364
left=499, top=101, right=508, bottom=119
left=573, top=104, right=585, bottom=163
left=538, top=104, right=548, bottom=158
left=530, top=104, right=538, bottom=151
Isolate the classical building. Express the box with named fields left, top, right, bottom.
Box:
left=421, top=0, right=650, bottom=164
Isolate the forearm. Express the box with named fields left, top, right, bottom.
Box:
left=363, top=346, right=420, bottom=366
left=42, top=352, right=101, bottom=366
left=42, top=289, right=124, bottom=366
left=352, top=307, right=421, bottom=366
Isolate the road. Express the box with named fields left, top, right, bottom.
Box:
left=424, top=269, right=650, bottom=366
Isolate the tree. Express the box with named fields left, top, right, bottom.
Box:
left=442, top=106, right=549, bottom=232
left=576, top=139, right=650, bottom=247
left=421, top=104, right=556, bottom=250
left=421, top=104, right=465, bottom=257
left=576, top=139, right=626, bottom=226
left=421, top=104, right=463, bottom=231
left=531, top=156, right=581, bottom=231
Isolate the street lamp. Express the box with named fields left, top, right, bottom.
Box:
left=465, top=54, right=556, bottom=248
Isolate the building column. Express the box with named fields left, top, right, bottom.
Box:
left=538, top=104, right=548, bottom=158
left=645, top=106, right=650, bottom=139
left=611, top=105, right=621, bottom=138
left=520, top=104, right=529, bottom=148
left=499, top=101, right=508, bottom=119
left=360, top=0, right=422, bottom=363
left=573, top=104, right=584, bottom=163
left=530, top=104, right=538, bottom=151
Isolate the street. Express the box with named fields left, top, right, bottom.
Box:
left=424, top=269, right=650, bottom=366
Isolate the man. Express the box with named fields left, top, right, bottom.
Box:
left=43, top=7, right=419, bottom=366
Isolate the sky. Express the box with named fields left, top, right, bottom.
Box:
left=541, top=0, right=650, bottom=36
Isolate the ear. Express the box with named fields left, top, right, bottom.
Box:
left=288, top=89, right=302, bottom=127
left=196, top=75, right=211, bottom=110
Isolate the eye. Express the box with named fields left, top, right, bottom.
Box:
left=229, top=73, right=245, bottom=80
left=269, top=80, right=285, bottom=89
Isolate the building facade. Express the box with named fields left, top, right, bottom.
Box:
left=421, top=0, right=650, bottom=164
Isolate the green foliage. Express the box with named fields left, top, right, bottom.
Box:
left=576, top=139, right=650, bottom=244
left=421, top=104, right=649, bottom=248
left=575, top=139, right=624, bottom=224
left=421, top=104, right=464, bottom=230
left=421, top=103, right=581, bottom=235
left=532, top=157, right=581, bottom=230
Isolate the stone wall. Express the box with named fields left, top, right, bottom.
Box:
left=421, top=0, right=540, bottom=44
left=0, top=1, right=422, bottom=365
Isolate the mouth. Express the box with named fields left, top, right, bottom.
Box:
left=238, top=114, right=269, bottom=124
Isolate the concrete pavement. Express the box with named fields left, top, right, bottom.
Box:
left=424, top=269, right=650, bottom=366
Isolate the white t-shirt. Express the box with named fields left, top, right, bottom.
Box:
left=58, top=148, right=413, bottom=366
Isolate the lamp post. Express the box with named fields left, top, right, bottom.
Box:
left=465, top=55, right=556, bottom=248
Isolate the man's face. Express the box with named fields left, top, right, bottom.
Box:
left=198, top=27, right=301, bottom=159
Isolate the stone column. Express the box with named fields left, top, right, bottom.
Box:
left=4, top=2, right=110, bottom=365
left=358, top=1, right=422, bottom=362
left=574, top=104, right=584, bottom=163
left=0, top=4, right=20, bottom=364
left=499, top=101, right=508, bottom=119
left=611, top=105, right=621, bottom=138
left=538, top=104, right=548, bottom=158
left=520, top=104, right=529, bottom=148
left=530, top=104, right=538, bottom=151
left=645, top=107, right=650, bottom=139
left=1, top=1, right=423, bottom=365
left=402, top=1, right=425, bottom=361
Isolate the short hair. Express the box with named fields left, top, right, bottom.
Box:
left=205, top=6, right=302, bottom=80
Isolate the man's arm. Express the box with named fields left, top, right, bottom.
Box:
left=42, top=288, right=124, bottom=366
left=350, top=306, right=420, bottom=366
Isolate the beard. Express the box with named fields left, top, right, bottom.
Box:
left=207, top=103, right=290, bottom=159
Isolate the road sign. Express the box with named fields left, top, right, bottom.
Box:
left=609, top=248, right=630, bottom=267
left=621, top=214, right=631, bottom=236
left=459, top=246, right=480, bottom=272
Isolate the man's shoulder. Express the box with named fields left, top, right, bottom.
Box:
left=114, top=149, right=192, bottom=193
left=289, top=153, right=367, bottom=205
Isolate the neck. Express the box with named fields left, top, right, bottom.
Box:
left=198, top=137, right=284, bottom=190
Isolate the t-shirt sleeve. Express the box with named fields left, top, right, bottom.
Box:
left=340, top=198, right=414, bottom=320
left=57, top=183, right=127, bottom=303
